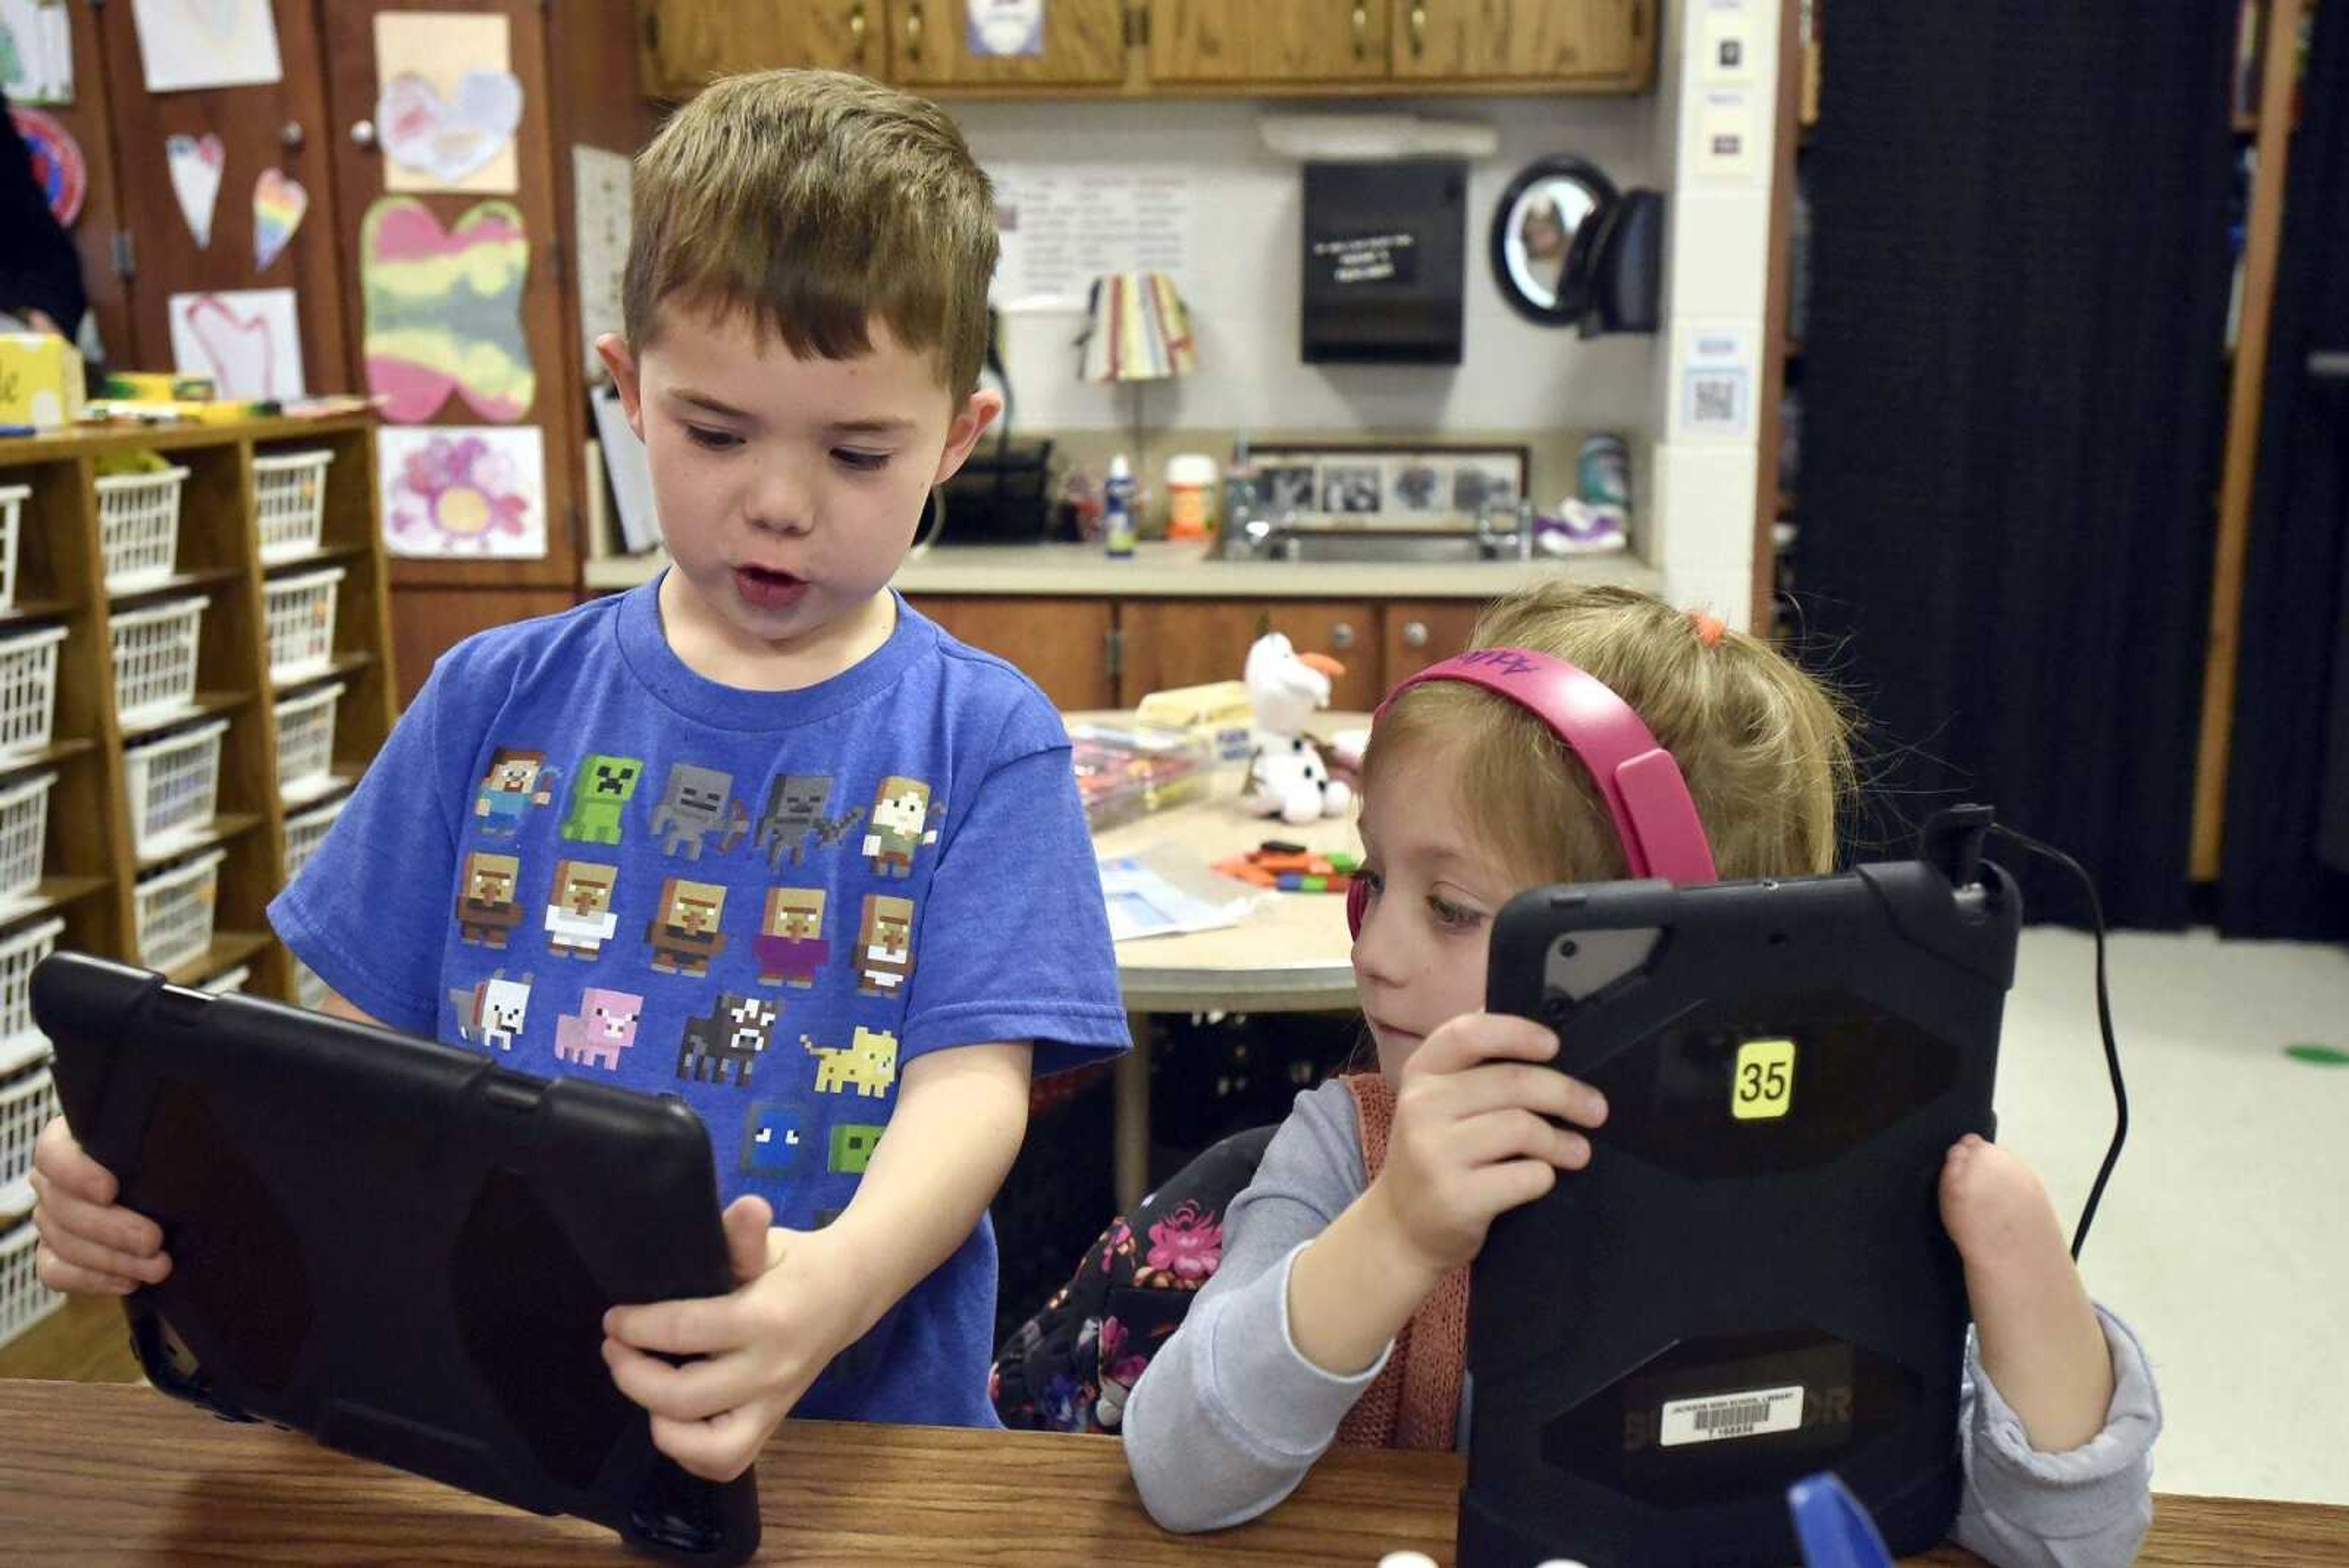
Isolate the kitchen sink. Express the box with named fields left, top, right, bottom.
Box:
left=1228, top=528, right=1524, bottom=565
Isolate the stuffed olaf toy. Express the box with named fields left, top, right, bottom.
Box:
left=1241, top=633, right=1356, bottom=825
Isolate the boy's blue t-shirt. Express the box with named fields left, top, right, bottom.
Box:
left=268, top=579, right=1130, bottom=1427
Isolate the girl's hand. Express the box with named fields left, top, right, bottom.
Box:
left=29, top=1117, right=172, bottom=1296
left=1364, top=1013, right=1608, bottom=1279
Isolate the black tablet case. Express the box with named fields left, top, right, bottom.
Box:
left=31, top=953, right=761, bottom=1564
left=1464, top=858, right=2021, bottom=1568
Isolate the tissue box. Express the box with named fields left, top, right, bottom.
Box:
left=0, top=334, right=86, bottom=428
left=1135, top=680, right=1255, bottom=764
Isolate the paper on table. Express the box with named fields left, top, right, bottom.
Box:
left=1099, top=842, right=1272, bottom=943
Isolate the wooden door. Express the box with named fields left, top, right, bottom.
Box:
left=1393, top=0, right=1649, bottom=85
left=92, top=0, right=352, bottom=394
left=1149, top=1, right=1390, bottom=83
left=321, top=0, right=580, bottom=609
left=1379, top=599, right=1485, bottom=689
left=639, top=0, right=891, bottom=97
left=1119, top=600, right=1381, bottom=712
left=910, top=595, right=1116, bottom=710
left=889, top=0, right=1127, bottom=87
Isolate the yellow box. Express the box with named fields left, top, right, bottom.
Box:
left=0, top=333, right=86, bottom=428
left=1731, top=1038, right=1797, bottom=1121
left=1135, top=679, right=1256, bottom=764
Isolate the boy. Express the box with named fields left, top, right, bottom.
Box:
left=29, top=70, right=1130, bottom=1483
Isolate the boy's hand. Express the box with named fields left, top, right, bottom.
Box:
left=28, top=1117, right=173, bottom=1296
left=1364, top=1014, right=1607, bottom=1280
left=601, top=1195, right=869, bottom=1482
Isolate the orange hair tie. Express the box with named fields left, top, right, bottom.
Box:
left=1690, top=611, right=1726, bottom=647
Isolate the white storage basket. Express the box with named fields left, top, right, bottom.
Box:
left=282, top=793, right=347, bottom=886
left=273, top=680, right=346, bottom=801
left=0, top=770, right=55, bottom=916
left=109, top=595, right=209, bottom=727
left=123, top=718, right=230, bottom=858
left=96, top=466, right=191, bottom=593
left=198, top=964, right=252, bottom=995
left=253, top=450, right=335, bottom=565
left=0, top=624, right=67, bottom=759
left=0, top=1214, right=62, bottom=1347
left=0, top=1060, right=55, bottom=1213
left=292, top=959, right=329, bottom=1013
left=0, top=916, right=63, bottom=1075
left=134, top=847, right=225, bottom=974
left=0, top=483, right=26, bottom=615
left=264, top=567, right=344, bottom=685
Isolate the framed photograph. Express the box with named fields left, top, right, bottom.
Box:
left=1247, top=443, right=1529, bottom=529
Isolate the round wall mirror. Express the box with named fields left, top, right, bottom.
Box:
left=1491, top=157, right=1620, bottom=326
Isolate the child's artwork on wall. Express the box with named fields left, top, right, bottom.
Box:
left=10, top=105, right=81, bottom=226
left=0, top=0, right=74, bottom=105
left=251, top=168, right=306, bottom=272
left=380, top=426, right=547, bottom=559
left=967, top=0, right=1045, bottom=59
left=130, top=0, right=283, bottom=93
left=168, top=288, right=305, bottom=400
left=571, top=144, right=630, bottom=381
left=165, top=132, right=224, bottom=250
left=361, top=196, right=535, bottom=423
left=374, top=12, right=520, bottom=195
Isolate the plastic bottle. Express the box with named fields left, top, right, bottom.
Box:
left=1104, top=452, right=1137, bottom=559
left=1164, top=453, right=1217, bottom=541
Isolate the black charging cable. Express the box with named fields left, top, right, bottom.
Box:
left=1984, top=823, right=2129, bottom=1261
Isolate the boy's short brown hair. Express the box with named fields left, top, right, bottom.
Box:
left=623, top=70, right=998, bottom=400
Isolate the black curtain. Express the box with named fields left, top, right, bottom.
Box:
left=2217, top=0, right=2349, bottom=941
left=1792, top=5, right=2237, bottom=928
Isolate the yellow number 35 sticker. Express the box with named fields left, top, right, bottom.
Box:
left=1732, top=1038, right=1797, bottom=1121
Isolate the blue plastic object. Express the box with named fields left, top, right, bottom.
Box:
left=1787, top=1471, right=1897, bottom=1568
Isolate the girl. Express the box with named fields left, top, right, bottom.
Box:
left=1121, top=583, right=2159, bottom=1566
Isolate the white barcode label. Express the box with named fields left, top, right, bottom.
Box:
left=1658, top=1384, right=1805, bottom=1447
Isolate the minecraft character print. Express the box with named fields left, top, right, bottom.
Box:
left=449, top=970, right=533, bottom=1052
left=473, top=749, right=558, bottom=838
left=856, top=894, right=916, bottom=998
left=677, top=992, right=778, bottom=1088
left=829, top=1123, right=884, bottom=1176
left=561, top=754, right=644, bottom=845
left=647, top=877, right=729, bottom=976
left=755, top=774, right=864, bottom=869
left=741, top=1100, right=818, bottom=1178
left=754, top=888, right=831, bottom=989
left=543, top=860, right=621, bottom=959
left=552, top=987, right=644, bottom=1070
left=650, top=763, right=751, bottom=860
left=803, top=1026, right=898, bottom=1099
left=456, top=852, right=524, bottom=948
left=862, top=776, right=943, bottom=877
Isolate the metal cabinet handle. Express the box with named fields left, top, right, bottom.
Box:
left=1402, top=620, right=1429, bottom=648
left=1352, top=2, right=1368, bottom=58
left=279, top=121, right=305, bottom=150
left=850, top=1, right=867, bottom=61
left=350, top=120, right=377, bottom=148
left=1409, top=3, right=1427, bottom=57
left=905, top=1, right=924, bottom=62
left=1332, top=622, right=1356, bottom=650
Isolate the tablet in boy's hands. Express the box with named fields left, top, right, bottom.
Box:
left=31, top=952, right=761, bottom=1565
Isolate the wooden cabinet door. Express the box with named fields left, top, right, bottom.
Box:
left=93, top=0, right=352, bottom=395
left=911, top=595, right=1117, bottom=710
left=1150, top=1, right=1389, bottom=83
left=321, top=0, right=579, bottom=595
left=639, top=0, right=890, bottom=97
left=1394, top=0, right=1649, bottom=84
left=1379, top=599, right=1486, bottom=689
left=889, top=0, right=1127, bottom=86
left=1119, top=600, right=1380, bottom=712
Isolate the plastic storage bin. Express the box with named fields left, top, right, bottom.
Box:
left=0, top=1214, right=62, bottom=1347
left=282, top=793, right=347, bottom=886
left=109, top=595, right=208, bottom=726
left=0, top=483, right=26, bottom=615
left=122, top=717, right=229, bottom=858
left=0, top=916, right=63, bottom=1074
left=272, top=680, right=346, bottom=801
left=133, top=847, right=225, bottom=973
left=0, top=625, right=67, bottom=759
left=96, top=466, right=191, bottom=592
left=253, top=450, right=335, bottom=564
left=0, top=770, right=56, bottom=915
left=0, top=1060, right=55, bottom=1212
left=264, top=567, right=344, bottom=684
left=198, top=964, right=252, bottom=995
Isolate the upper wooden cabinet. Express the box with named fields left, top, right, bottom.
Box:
left=888, top=0, right=1129, bottom=86
left=1150, top=1, right=1391, bottom=84
left=642, top=0, right=890, bottom=98
left=1394, top=0, right=1652, bottom=84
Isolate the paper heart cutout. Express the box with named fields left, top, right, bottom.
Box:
left=166, top=132, right=226, bottom=250
left=377, top=69, right=522, bottom=187
left=362, top=196, right=535, bottom=423
left=253, top=168, right=308, bottom=271
left=180, top=293, right=280, bottom=399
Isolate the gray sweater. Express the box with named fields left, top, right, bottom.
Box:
left=1123, top=1080, right=2162, bottom=1566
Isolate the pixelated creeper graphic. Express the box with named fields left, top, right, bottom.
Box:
left=829, top=1123, right=884, bottom=1175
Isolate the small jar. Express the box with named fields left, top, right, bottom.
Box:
left=1164, top=453, right=1219, bottom=541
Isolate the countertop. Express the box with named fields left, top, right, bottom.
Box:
left=581, top=540, right=1660, bottom=600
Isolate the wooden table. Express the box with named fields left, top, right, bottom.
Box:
left=1078, top=713, right=1368, bottom=1209
left=4, top=1381, right=2343, bottom=1565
